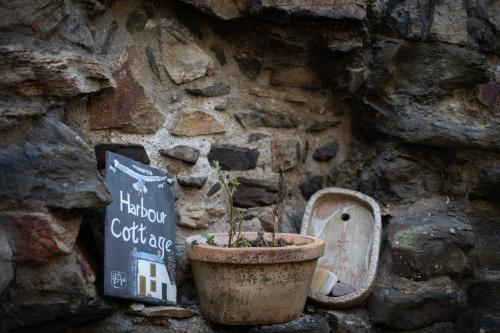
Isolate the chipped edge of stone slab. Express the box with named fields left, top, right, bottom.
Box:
left=129, top=303, right=197, bottom=319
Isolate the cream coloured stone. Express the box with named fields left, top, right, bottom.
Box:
left=311, top=268, right=337, bottom=296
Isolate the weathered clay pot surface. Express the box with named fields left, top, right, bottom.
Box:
left=186, top=232, right=325, bottom=325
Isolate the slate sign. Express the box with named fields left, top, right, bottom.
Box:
left=104, top=152, right=176, bottom=305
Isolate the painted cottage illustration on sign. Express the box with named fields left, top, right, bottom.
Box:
left=131, top=248, right=176, bottom=303
left=104, top=152, right=177, bottom=305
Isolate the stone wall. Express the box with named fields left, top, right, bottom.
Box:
left=0, top=0, right=499, bottom=332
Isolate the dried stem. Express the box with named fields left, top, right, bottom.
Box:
left=212, top=160, right=241, bottom=247
left=272, top=168, right=287, bottom=247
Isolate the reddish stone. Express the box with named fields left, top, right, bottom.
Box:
left=89, top=67, right=164, bottom=134
left=477, top=82, right=500, bottom=109
left=0, top=212, right=80, bottom=263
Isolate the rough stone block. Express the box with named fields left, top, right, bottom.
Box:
left=271, top=67, right=321, bottom=89
left=0, top=45, right=115, bottom=97
left=185, top=82, right=230, bottom=97
left=0, top=230, right=13, bottom=294
left=176, top=176, right=208, bottom=189
left=235, top=111, right=299, bottom=129
left=208, top=144, right=259, bottom=170
left=313, top=141, right=339, bottom=162
left=95, top=143, right=150, bottom=169
left=0, top=116, right=110, bottom=210
left=388, top=210, right=474, bottom=280
left=160, top=145, right=200, bottom=165
left=271, top=139, right=300, bottom=171
left=159, top=21, right=213, bottom=84
left=471, top=164, right=500, bottom=201
left=306, top=121, right=340, bottom=133
left=172, top=111, right=225, bottom=136
left=233, top=178, right=278, bottom=208
left=88, top=68, right=164, bottom=134
left=0, top=211, right=81, bottom=264
left=300, top=176, right=324, bottom=199
left=176, top=206, right=225, bottom=229
left=368, top=276, right=465, bottom=330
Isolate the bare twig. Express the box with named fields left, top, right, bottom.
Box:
left=272, top=168, right=287, bottom=247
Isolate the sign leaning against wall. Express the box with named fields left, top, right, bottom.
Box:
left=104, top=152, right=176, bottom=305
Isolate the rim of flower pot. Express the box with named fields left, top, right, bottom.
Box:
left=186, top=232, right=325, bottom=264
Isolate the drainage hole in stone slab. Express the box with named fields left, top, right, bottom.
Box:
left=341, top=213, right=350, bottom=221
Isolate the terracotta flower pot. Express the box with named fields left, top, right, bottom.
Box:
left=185, top=232, right=325, bottom=325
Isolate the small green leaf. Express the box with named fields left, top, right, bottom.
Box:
left=229, top=178, right=240, bottom=187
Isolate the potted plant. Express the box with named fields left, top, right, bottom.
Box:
left=186, top=161, right=325, bottom=325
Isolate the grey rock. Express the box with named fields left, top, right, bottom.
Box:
left=359, top=148, right=441, bottom=203
left=160, top=145, right=200, bottom=165
left=317, top=308, right=371, bottom=333
left=234, top=55, right=261, bottom=79
left=100, top=20, right=118, bottom=55
left=211, top=45, right=226, bottom=65
left=1, top=300, right=71, bottom=331
left=467, top=272, right=500, bottom=332
left=214, top=101, right=228, bottom=111
left=185, top=82, right=230, bottom=97
left=306, top=121, right=340, bottom=133
left=468, top=210, right=500, bottom=271
left=0, top=116, right=110, bottom=210
left=145, top=46, right=161, bottom=80
left=60, top=0, right=95, bottom=49
left=302, top=141, right=309, bottom=163
left=235, top=111, right=299, bottom=129
left=248, top=133, right=268, bottom=142
left=233, top=178, right=278, bottom=208
left=377, top=0, right=435, bottom=40
left=466, top=0, right=500, bottom=53
left=388, top=210, right=474, bottom=280
left=225, top=314, right=329, bottom=333
left=0, top=97, right=50, bottom=118
left=208, top=144, right=259, bottom=170
left=82, top=0, right=106, bottom=16
left=177, top=0, right=367, bottom=21
left=327, top=39, right=363, bottom=53
left=430, top=0, right=468, bottom=44
left=331, top=282, right=356, bottom=297
left=248, top=1, right=367, bottom=21
left=368, top=39, right=489, bottom=95
left=0, top=249, right=111, bottom=331
left=177, top=206, right=224, bottom=229
left=95, top=143, right=150, bottom=169
left=0, top=231, right=13, bottom=295
left=158, top=22, right=213, bottom=84
left=313, top=141, right=339, bottom=162
left=207, top=183, right=222, bottom=197
left=0, top=0, right=66, bottom=37
left=368, top=276, right=465, bottom=330
left=177, top=176, right=208, bottom=189
left=300, top=176, right=324, bottom=199
left=375, top=322, right=457, bottom=333
left=0, top=44, right=115, bottom=97
left=126, top=8, right=148, bottom=33
left=471, top=164, right=500, bottom=201
left=363, top=40, right=493, bottom=150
